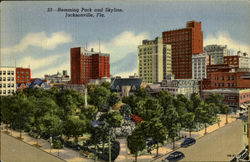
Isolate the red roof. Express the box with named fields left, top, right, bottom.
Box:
left=130, top=114, right=142, bottom=123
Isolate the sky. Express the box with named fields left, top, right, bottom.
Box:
left=1, top=0, right=250, bottom=78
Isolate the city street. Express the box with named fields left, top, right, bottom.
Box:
left=1, top=132, right=65, bottom=162
left=156, top=119, right=243, bottom=162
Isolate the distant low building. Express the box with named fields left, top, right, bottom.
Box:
left=29, top=78, right=50, bottom=89
left=16, top=67, right=31, bottom=84
left=146, top=75, right=199, bottom=98
left=111, top=78, right=145, bottom=97
left=202, top=88, right=250, bottom=112
left=44, top=70, right=70, bottom=85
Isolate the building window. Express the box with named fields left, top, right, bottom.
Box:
left=227, top=83, right=230, bottom=87
left=7, top=71, right=10, bottom=75
left=11, top=71, right=14, bottom=75
left=3, top=77, right=6, bottom=81
left=0, top=71, right=2, bottom=75
left=3, top=71, right=6, bottom=75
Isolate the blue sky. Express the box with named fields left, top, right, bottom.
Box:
left=1, top=0, right=249, bottom=78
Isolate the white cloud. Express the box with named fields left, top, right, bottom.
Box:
left=113, top=68, right=138, bottom=78
left=88, top=31, right=150, bottom=63
left=204, top=31, right=250, bottom=54
left=18, top=54, right=64, bottom=71
left=2, top=31, right=72, bottom=55
left=32, top=60, right=70, bottom=78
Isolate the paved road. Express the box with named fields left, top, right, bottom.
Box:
left=1, top=132, right=65, bottom=162
left=157, top=120, right=243, bottom=162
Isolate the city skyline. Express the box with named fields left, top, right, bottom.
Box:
left=1, top=0, right=249, bottom=78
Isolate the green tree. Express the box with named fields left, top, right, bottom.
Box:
left=32, top=97, right=57, bottom=145
left=42, top=113, right=62, bottom=137
left=156, top=91, right=173, bottom=116
left=205, top=94, right=223, bottom=107
left=100, top=82, right=111, bottom=89
left=108, top=92, right=120, bottom=107
left=119, top=104, right=131, bottom=117
left=56, top=90, right=78, bottom=121
left=190, top=93, right=202, bottom=112
left=135, top=98, right=163, bottom=121
left=81, top=105, right=98, bottom=121
left=1, top=96, right=15, bottom=133
left=134, top=87, right=148, bottom=99
left=183, top=112, right=195, bottom=137
left=147, top=119, right=167, bottom=156
left=62, top=117, right=86, bottom=143
left=122, top=95, right=137, bottom=114
left=127, top=126, right=146, bottom=162
left=196, top=103, right=217, bottom=134
left=11, top=92, right=33, bottom=139
left=91, top=86, right=111, bottom=112
left=99, top=111, right=123, bottom=128
left=163, top=105, right=179, bottom=149
left=220, top=105, right=230, bottom=124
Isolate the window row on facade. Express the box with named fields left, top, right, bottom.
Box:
left=214, top=83, right=236, bottom=87
left=0, top=71, right=15, bottom=75
left=0, top=90, right=15, bottom=95
left=0, top=77, right=15, bottom=81
left=214, top=76, right=235, bottom=80
left=0, top=83, right=15, bottom=88
left=16, top=71, right=29, bottom=74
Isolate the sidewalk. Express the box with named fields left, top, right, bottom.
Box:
left=1, top=127, right=93, bottom=162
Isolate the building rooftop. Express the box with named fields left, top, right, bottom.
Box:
left=111, top=78, right=142, bottom=92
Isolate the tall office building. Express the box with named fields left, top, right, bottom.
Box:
left=0, top=66, right=16, bottom=96
left=138, top=37, right=171, bottom=84
left=192, top=53, right=212, bottom=80
left=162, top=20, right=203, bottom=79
left=204, top=45, right=229, bottom=65
left=70, top=47, right=110, bottom=84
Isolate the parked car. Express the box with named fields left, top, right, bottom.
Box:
left=162, top=151, right=185, bottom=162
left=181, top=137, right=196, bottom=147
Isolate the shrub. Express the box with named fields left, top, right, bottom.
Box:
left=53, top=140, right=63, bottom=149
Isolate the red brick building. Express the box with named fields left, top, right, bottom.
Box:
left=162, top=20, right=203, bottom=79
left=70, top=47, right=110, bottom=84
left=202, top=64, right=250, bottom=90
left=223, top=56, right=239, bottom=68
left=16, top=67, right=31, bottom=84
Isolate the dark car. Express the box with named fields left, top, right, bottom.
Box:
left=162, top=151, right=185, bottom=162
left=181, top=137, right=196, bottom=147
